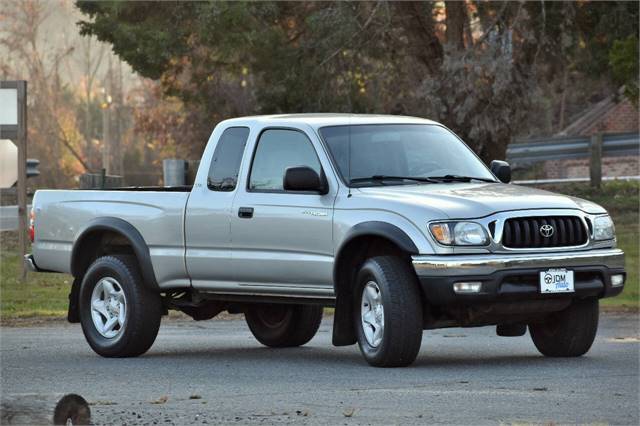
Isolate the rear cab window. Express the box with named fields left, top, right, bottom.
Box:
left=207, top=127, right=250, bottom=191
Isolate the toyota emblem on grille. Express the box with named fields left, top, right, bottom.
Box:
left=540, top=224, right=554, bottom=238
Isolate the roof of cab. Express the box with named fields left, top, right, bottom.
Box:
left=218, top=113, right=439, bottom=129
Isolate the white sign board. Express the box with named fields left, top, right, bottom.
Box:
left=0, top=139, right=18, bottom=188
left=0, top=88, right=18, bottom=125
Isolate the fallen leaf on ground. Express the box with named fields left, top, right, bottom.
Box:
left=609, top=336, right=640, bottom=343
left=151, top=396, right=168, bottom=404
left=343, top=407, right=356, bottom=417
left=88, top=400, right=117, bottom=406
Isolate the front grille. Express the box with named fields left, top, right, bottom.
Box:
left=502, top=216, right=588, bottom=248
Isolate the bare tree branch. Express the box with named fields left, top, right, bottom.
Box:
left=318, top=1, right=382, bottom=67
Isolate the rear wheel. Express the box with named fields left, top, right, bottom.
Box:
left=245, top=304, right=323, bottom=347
left=354, top=256, right=423, bottom=367
left=529, top=298, right=599, bottom=357
left=79, top=255, right=162, bottom=357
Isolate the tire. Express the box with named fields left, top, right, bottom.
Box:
left=354, top=255, right=423, bottom=367
left=245, top=304, right=323, bottom=347
left=529, top=298, right=599, bottom=357
left=79, top=255, right=162, bottom=357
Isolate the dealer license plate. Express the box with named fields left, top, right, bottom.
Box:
left=539, top=268, right=574, bottom=293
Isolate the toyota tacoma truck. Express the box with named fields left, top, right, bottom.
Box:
left=25, top=114, right=626, bottom=367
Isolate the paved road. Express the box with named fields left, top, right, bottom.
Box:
left=1, top=313, right=638, bottom=425
left=0, top=205, right=30, bottom=231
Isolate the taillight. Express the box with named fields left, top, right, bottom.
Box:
left=29, top=209, right=35, bottom=242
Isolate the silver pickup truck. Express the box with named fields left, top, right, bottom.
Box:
left=26, top=114, right=625, bottom=367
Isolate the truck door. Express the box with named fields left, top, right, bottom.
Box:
left=230, top=127, right=336, bottom=298
left=185, top=126, right=250, bottom=290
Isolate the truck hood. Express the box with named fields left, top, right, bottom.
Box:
left=356, top=182, right=606, bottom=219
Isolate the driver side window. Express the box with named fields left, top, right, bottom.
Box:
left=249, top=129, right=321, bottom=191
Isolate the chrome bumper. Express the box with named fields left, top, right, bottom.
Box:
left=24, top=254, right=40, bottom=272
left=412, top=248, right=625, bottom=277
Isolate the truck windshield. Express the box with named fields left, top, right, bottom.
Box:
left=319, top=124, right=496, bottom=186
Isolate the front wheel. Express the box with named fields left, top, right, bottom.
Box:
left=354, top=256, right=423, bottom=367
left=245, top=304, right=323, bottom=347
left=79, top=255, right=162, bottom=357
left=529, top=298, right=599, bottom=357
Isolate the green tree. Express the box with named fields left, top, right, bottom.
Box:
left=610, top=36, right=639, bottom=105
left=76, top=1, right=639, bottom=161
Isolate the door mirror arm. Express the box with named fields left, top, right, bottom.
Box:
left=490, top=160, right=511, bottom=184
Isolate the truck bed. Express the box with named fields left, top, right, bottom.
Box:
left=90, top=185, right=193, bottom=192
left=32, top=189, right=191, bottom=289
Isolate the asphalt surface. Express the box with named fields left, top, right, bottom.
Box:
left=1, top=313, right=638, bottom=425
left=0, top=205, right=30, bottom=231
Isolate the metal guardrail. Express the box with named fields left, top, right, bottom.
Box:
left=506, top=132, right=639, bottom=163
left=513, top=175, right=640, bottom=186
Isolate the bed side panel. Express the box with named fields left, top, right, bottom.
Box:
left=32, top=190, right=189, bottom=288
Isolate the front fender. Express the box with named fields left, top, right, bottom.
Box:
left=330, top=212, right=433, bottom=346
left=333, top=209, right=435, bottom=256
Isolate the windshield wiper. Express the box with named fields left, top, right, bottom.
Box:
left=349, top=175, right=438, bottom=185
left=427, top=174, right=496, bottom=183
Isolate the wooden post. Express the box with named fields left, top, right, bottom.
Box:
left=102, top=105, right=110, bottom=174
left=589, top=133, right=603, bottom=188
left=17, top=81, right=28, bottom=281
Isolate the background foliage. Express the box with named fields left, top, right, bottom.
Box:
left=76, top=0, right=639, bottom=163
left=0, top=1, right=637, bottom=187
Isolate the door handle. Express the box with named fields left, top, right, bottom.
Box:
left=238, top=207, right=254, bottom=219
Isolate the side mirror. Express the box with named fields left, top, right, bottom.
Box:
left=490, top=160, right=511, bottom=183
left=283, top=166, right=328, bottom=194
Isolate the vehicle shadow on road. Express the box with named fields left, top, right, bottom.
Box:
left=138, top=344, right=599, bottom=370
left=142, top=344, right=366, bottom=366
left=410, top=353, right=600, bottom=369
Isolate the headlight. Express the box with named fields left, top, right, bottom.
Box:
left=593, top=215, right=615, bottom=240
left=429, top=221, right=489, bottom=246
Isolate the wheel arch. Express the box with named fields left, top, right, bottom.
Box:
left=70, top=217, right=159, bottom=291
left=331, top=222, right=419, bottom=346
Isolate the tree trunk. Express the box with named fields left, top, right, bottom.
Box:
left=393, top=1, right=443, bottom=75
left=558, top=66, right=569, bottom=132
left=445, top=1, right=466, bottom=51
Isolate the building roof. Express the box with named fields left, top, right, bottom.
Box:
left=557, top=88, right=637, bottom=136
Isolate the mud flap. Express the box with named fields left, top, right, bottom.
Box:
left=67, top=277, right=81, bottom=323
left=332, top=292, right=357, bottom=346
left=497, top=323, right=527, bottom=337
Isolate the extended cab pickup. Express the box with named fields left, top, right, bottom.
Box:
left=26, top=114, right=626, bottom=367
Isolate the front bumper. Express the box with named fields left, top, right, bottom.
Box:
left=412, top=248, right=625, bottom=305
